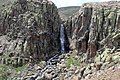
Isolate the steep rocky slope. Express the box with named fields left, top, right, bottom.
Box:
left=66, top=1, right=120, bottom=59
left=0, top=0, right=61, bottom=67
left=61, top=2, right=120, bottom=79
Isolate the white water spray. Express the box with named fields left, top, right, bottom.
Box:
left=60, top=24, right=65, bottom=53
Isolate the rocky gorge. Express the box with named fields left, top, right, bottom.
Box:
left=0, top=0, right=120, bottom=80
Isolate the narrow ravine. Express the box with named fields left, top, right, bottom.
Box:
left=29, top=24, right=68, bottom=80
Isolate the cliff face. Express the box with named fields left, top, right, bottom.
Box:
left=66, top=1, right=120, bottom=61
left=0, top=0, right=61, bottom=66
left=0, top=1, right=120, bottom=80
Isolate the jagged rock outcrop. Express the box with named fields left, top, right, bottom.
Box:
left=0, top=0, right=61, bottom=66
left=66, top=1, right=120, bottom=61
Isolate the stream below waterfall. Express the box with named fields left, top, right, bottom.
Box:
left=29, top=24, right=68, bottom=80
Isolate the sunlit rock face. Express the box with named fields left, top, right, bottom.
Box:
left=65, top=1, right=120, bottom=60
left=0, top=0, right=61, bottom=66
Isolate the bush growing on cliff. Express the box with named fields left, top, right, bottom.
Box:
left=66, top=56, right=80, bottom=68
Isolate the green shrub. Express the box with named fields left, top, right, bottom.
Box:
left=0, top=64, right=27, bottom=80
left=15, top=64, right=27, bottom=73
left=0, top=64, right=10, bottom=80
left=66, top=57, right=80, bottom=68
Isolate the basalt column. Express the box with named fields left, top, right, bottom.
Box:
left=66, top=2, right=120, bottom=60
left=0, top=0, right=61, bottom=66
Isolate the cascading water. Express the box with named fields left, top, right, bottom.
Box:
left=60, top=24, right=65, bottom=53
left=30, top=24, right=70, bottom=80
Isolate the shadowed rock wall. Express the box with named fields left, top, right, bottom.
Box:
left=0, top=0, right=61, bottom=66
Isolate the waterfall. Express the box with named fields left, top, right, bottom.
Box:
left=60, top=24, right=65, bottom=53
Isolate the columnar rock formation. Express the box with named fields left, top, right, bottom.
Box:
left=0, top=1, right=120, bottom=80
left=66, top=1, right=120, bottom=61
left=0, top=0, right=61, bottom=66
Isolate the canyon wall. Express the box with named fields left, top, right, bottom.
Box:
left=66, top=1, right=120, bottom=61
left=0, top=0, right=120, bottom=67
left=0, top=0, right=61, bottom=66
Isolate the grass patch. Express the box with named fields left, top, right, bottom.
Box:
left=15, top=64, right=27, bottom=73
left=66, top=56, right=80, bottom=68
left=0, top=64, right=27, bottom=80
left=0, top=64, right=12, bottom=80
